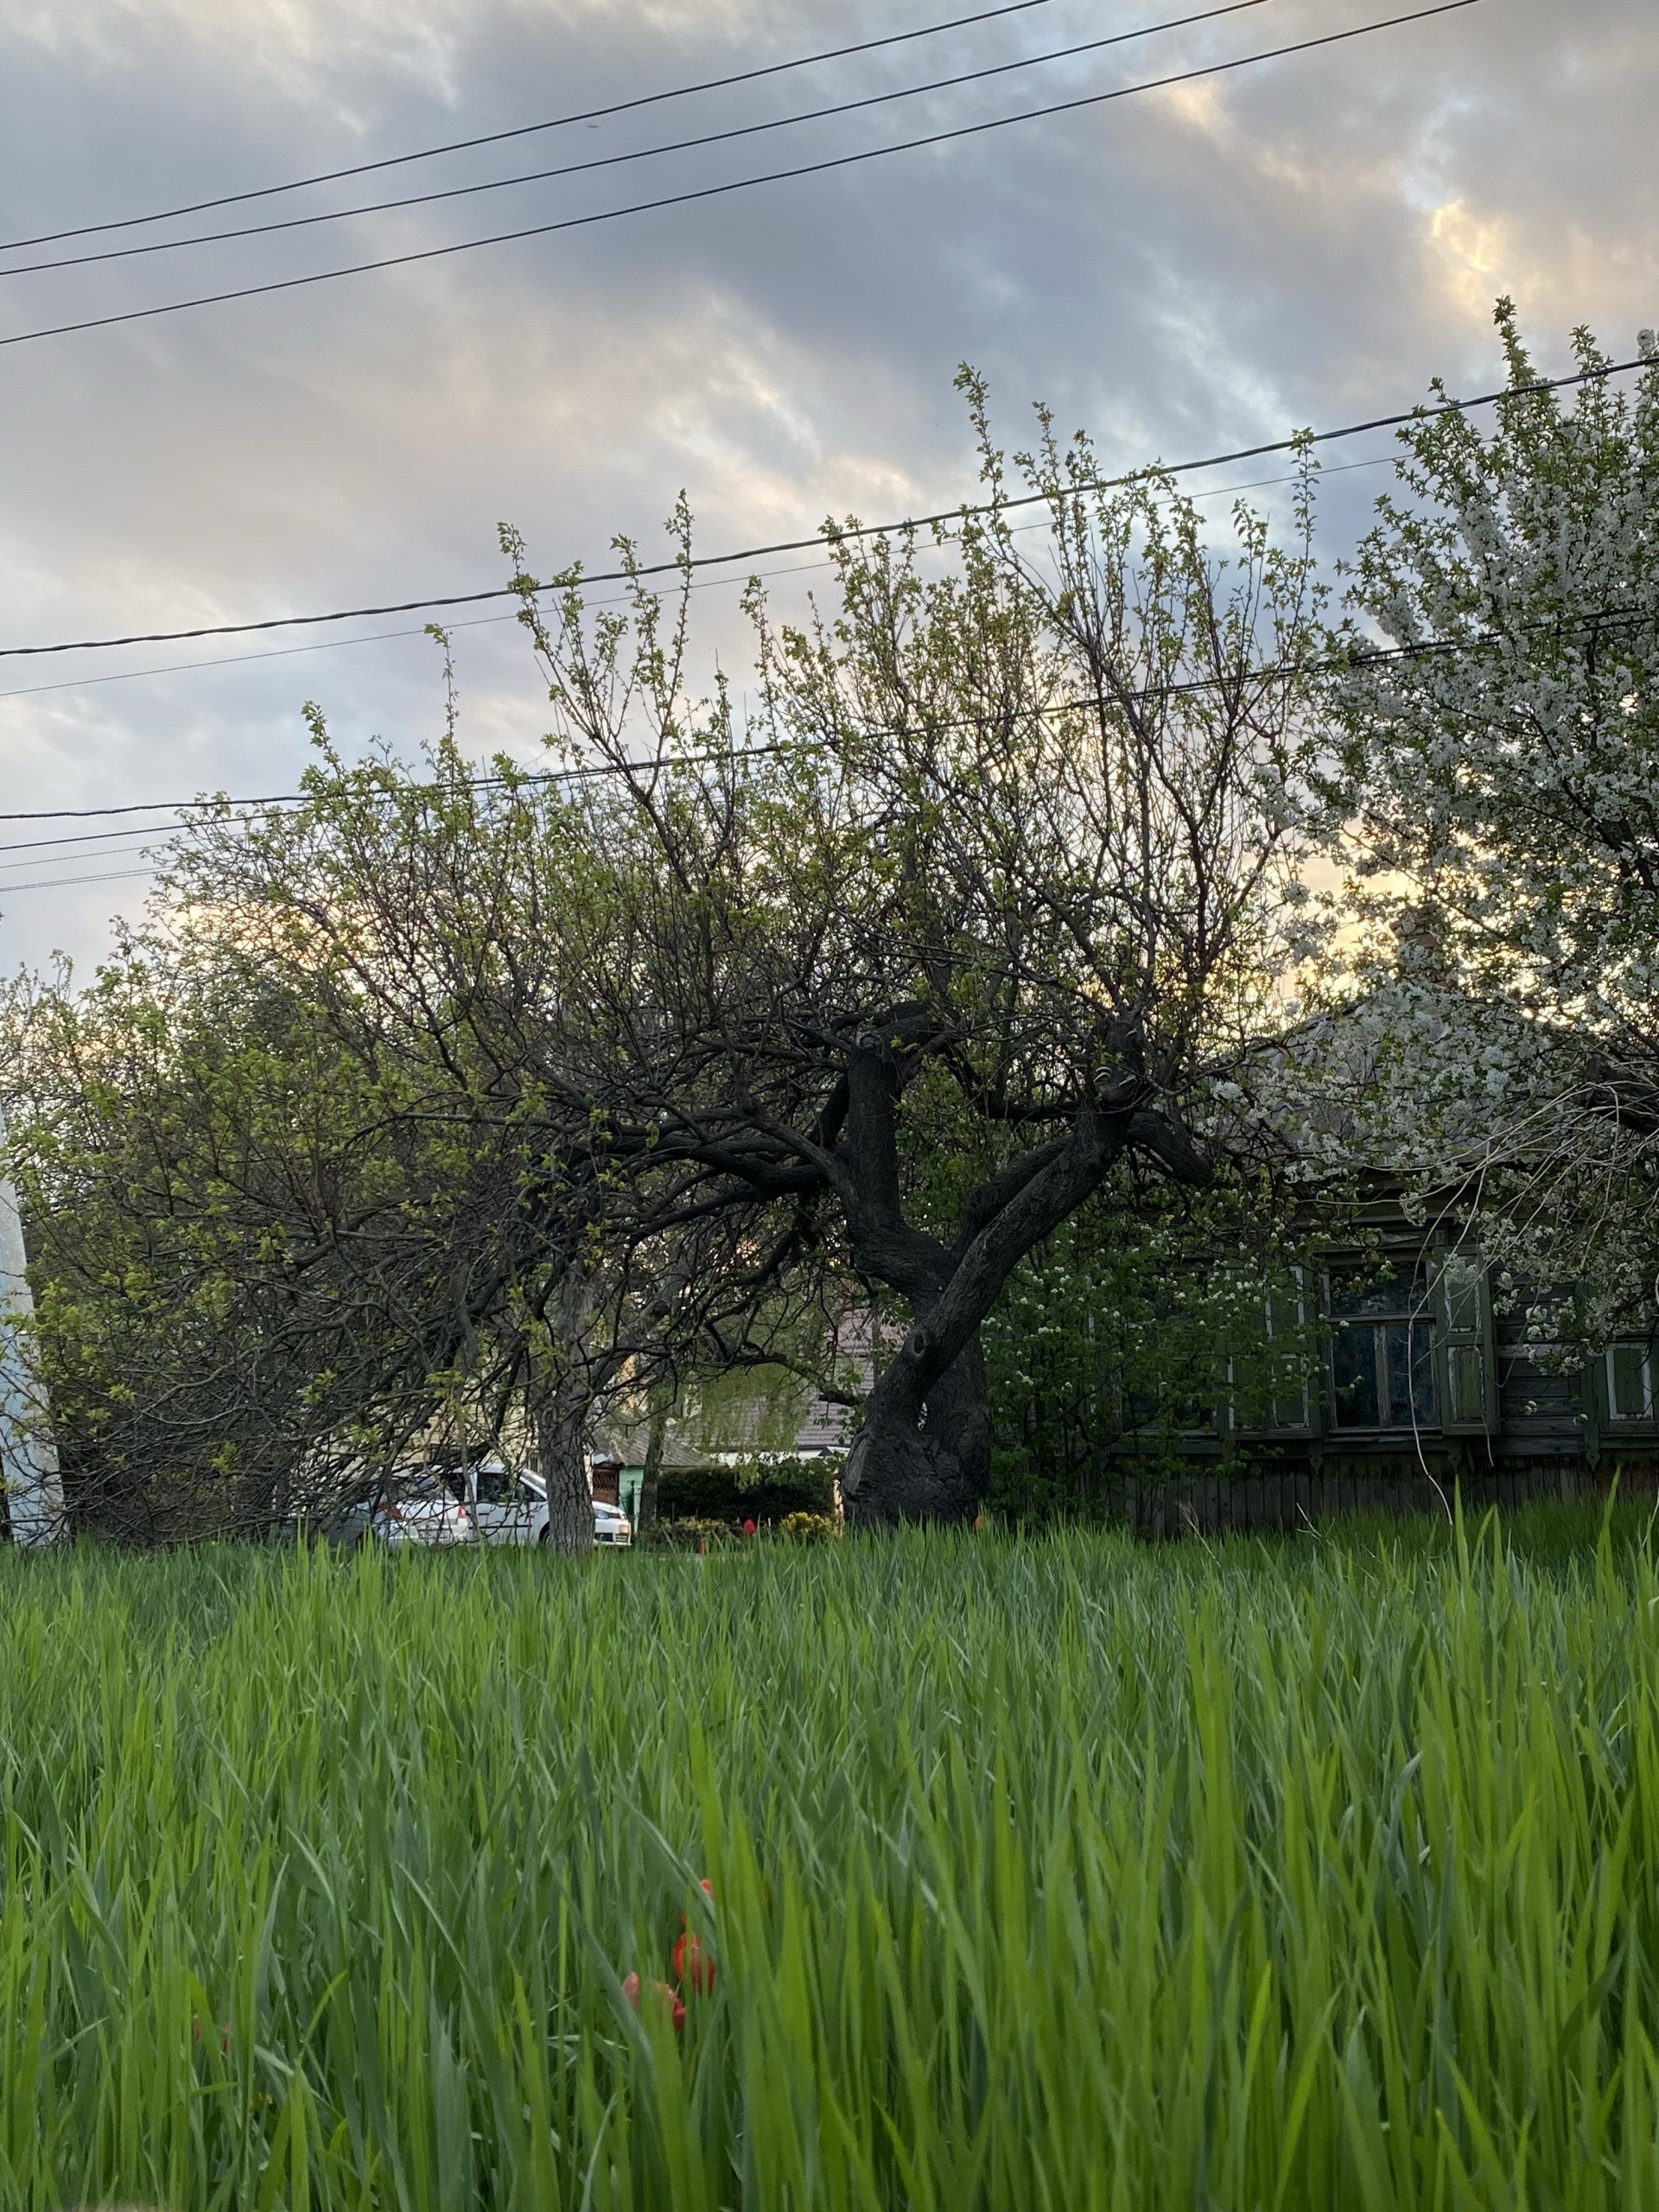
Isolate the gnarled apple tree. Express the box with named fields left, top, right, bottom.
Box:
left=498, top=389, right=1325, bottom=1522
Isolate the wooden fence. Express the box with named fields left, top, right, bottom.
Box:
left=1112, top=1456, right=1618, bottom=1536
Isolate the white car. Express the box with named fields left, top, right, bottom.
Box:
left=369, top=1461, right=630, bottom=1548
left=592, top=1498, right=633, bottom=1548
left=518, top=1470, right=633, bottom=1548
left=368, top=1466, right=475, bottom=1548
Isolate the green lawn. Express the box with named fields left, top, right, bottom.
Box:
left=1, top=1508, right=1656, bottom=2209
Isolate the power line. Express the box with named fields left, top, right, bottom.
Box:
left=0, top=867, right=163, bottom=895
left=2, top=2, right=1276, bottom=281
left=0, top=0, right=1074, bottom=254
left=2, top=600, right=1650, bottom=869
left=3, top=333, right=1646, bottom=671
left=0, top=840, right=157, bottom=874
left=0, top=823, right=200, bottom=857
left=0, top=456, right=1396, bottom=702
left=0, top=553, right=848, bottom=699
left=0, top=3, right=1480, bottom=355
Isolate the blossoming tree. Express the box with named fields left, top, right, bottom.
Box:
left=1323, top=305, right=1659, bottom=1340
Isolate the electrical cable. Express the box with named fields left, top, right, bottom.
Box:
left=1, top=1, right=1276, bottom=281
left=0, top=3, right=1481, bottom=355
left=0, top=841, right=157, bottom=874
left=0, top=822, right=208, bottom=856
left=0, top=455, right=1396, bottom=702
left=0, top=0, right=1077, bottom=253
left=3, top=332, right=1645, bottom=669
left=0, top=867, right=169, bottom=894
left=1, top=599, right=1650, bottom=867
left=0, top=554, right=849, bottom=700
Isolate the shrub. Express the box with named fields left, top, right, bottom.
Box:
left=655, top=1459, right=837, bottom=1525
left=775, top=1511, right=837, bottom=1543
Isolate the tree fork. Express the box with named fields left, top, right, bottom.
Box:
left=842, top=1092, right=1212, bottom=1523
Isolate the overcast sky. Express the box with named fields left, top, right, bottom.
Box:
left=0, top=0, right=1653, bottom=973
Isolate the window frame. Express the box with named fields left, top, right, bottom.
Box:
left=1323, top=1252, right=1441, bottom=1438
left=1433, top=1243, right=1497, bottom=1437
left=1602, top=1341, right=1658, bottom=1430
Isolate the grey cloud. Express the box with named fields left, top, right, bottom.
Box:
left=0, top=0, right=1653, bottom=971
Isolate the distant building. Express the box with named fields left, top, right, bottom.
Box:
left=1099, top=1185, right=1651, bottom=1532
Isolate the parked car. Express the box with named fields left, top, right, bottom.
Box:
left=592, top=1499, right=633, bottom=1548
left=517, top=1470, right=632, bottom=1548
left=279, top=1473, right=381, bottom=1550
left=369, top=1465, right=478, bottom=1548
left=365, top=1460, right=631, bottom=1548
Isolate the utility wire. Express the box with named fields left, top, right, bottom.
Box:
left=0, top=0, right=1075, bottom=252
left=1, top=600, right=1650, bottom=867
left=1, top=1, right=1275, bottom=280
left=0, top=823, right=203, bottom=856
left=0, top=3, right=1480, bottom=354
left=0, top=548, right=858, bottom=694
left=0, top=840, right=158, bottom=874
left=0, top=455, right=1395, bottom=702
left=3, top=332, right=1646, bottom=670
left=0, top=868, right=160, bottom=893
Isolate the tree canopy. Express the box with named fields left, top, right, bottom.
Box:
left=4, top=385, right=1331, bottom=1532
left=20, top=316, right=1658, bottom=1539
left=1321, top=304, right=1659, bottom=1343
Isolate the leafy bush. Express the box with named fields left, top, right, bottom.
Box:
left=655, top=1459, right=837, bottom=1526
left=774, top=1510, right=837, bottom=1543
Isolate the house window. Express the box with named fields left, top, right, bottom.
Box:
left=1329, top=1265, right=1438, bottom=1430
left=1606, top=1344, right=1655, bottom=1424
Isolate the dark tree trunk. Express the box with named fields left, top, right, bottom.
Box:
left=842, top=1330, right=992, bottom=1526
left=832, top=1031, right=1210, bottom=1527
left=537, top=1398, right=594, bottom=1554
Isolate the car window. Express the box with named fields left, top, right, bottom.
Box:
left=384, top=1469, right=453, bottom=1504
left=474, top=1462, right=515, bottom=1504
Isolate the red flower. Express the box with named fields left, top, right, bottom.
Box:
left=673, top=1929, right=715, bottom=1995
left=622, top=1971, right=685, bottom=2030
left=743, top=1517, right=758, bottom=1538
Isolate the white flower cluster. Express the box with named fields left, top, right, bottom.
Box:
left=1308, top=308, right=1659, bottom=1339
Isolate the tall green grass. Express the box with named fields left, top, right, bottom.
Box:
left=1, top=1508, right=1657, bottom=2208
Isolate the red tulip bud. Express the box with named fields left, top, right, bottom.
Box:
left=674, top=1929, right=715, bottom=1994
left=623, top=1970, right=684, bottom=2029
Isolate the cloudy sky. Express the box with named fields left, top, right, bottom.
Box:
left=0, top=0, right=1653, bottom=973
